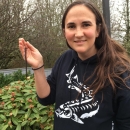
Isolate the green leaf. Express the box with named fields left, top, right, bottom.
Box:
left=47, top=119, right=51, bottom=123
left=29, top=113, right=36, bottom=119
left=25, top=109, right=31, bottom=119
left=17, top=110, right=25, bottom=114
left=11, top=117, right=19, bottom=125
left=37, top=104, right=47, bottom=108
left=15, top=93, right=22, bottom=96
left=12, top=109, right=18, bottom=117
left=0, top=114, right=6, bottom=120
left=25, top=95, right=34, bottom=100
left=7, top=104, right=13, bottom=109
left=0, top=124, right=4, bottom=130
left=41, top=116, right=48, bottom=123
left=40, top=110, right=47, bottom=115
left=0, top=118, right=4, bottom=122
left=1, top=125, right=8, bottom=130
left=21, top=120, right=28, bottom=126
left=1, top=95, right=11, bottom=99
left=10, top=82, right=15, bottom=86
left=32, top=107, right=38, bottom=113
left=0, top=110, right=4, bottom=113
left=32, top=95, right=36, bottom=99
left=21, top=90, right=31, bottom=93
left=25, top=126, right=31, bottom=130
left=30, top=120, right=36, bottom=126
left=34, top=113, right=40, bottom=119
left=23, top=85, right=32, bottom=88
left=15, top=98, right=24, bottom=103
left=16, top=124, right=21, bottom=130
left=24, top=93, right=33, bottom=96
left=4, top=101, right=11, bottom=106
left=44, top=125, right=51, bottom=130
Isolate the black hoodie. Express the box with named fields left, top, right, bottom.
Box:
left=37, top=49, right=130, bottom=130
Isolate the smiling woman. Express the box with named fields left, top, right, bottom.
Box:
left=19, top=0, right=130, bottom=130
left=64, top=4, right=99, bottom=60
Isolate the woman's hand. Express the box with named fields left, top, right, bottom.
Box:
left=19, top=38, right=43, bottom=68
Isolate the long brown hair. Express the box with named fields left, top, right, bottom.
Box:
left=62, top=0, right=130, bottom=95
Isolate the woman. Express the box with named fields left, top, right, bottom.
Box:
left=19, top=1, right=130, bottom=130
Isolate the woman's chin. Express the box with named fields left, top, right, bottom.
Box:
left=73, top=48, right=87, bottom=54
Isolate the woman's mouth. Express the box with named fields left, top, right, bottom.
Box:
left=74, top=40, right=87, bottom=44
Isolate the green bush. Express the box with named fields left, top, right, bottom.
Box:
left=0, top=78, right=54, bottom=130
left=0, top=70, right=33, bottom=88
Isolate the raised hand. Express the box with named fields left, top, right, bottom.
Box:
left=19, top=38, right=43, bottom=68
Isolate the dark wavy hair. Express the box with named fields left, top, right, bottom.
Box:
left=62, top=0, right=130, bottom=95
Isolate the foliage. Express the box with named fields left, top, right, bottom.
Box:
left=122, top=0, right=130, bottom=55
left=111, top=0, right=130, bottom=47
left=0, top=0, right=37, bottom=69
left=0, top=78, right=54, bottom=130
left=0, top=70, right=32, bottom=88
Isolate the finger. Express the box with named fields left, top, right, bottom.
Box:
left=19, top=42, right=25, bottom=54
left=19, top=38, right=26, bottom=43
left=19, top=38, right=36, bottom=52
left=26, top=41, right=37, bottom=51
left=18, top=38, right=26, bottom=60
left=19, top=38, right=27, bottom=48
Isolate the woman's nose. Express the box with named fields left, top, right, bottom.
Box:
left=75, top=28, right=84, bottom=37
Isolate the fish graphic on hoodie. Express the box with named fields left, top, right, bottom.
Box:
left=55, top=65, right=100, bottom=124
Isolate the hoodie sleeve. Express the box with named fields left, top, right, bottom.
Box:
left=114, top=72, right=130, bottom=130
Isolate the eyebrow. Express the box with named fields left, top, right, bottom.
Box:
left=82, top=21, right=92, bottom=24
left=67, top=22, right=75, bottom=26
left=67, top=20, right=92, bottom=25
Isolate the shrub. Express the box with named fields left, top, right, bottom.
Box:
left=0, top=78, right=54, bottom=130
left=0, top=70, right=33, bottom=88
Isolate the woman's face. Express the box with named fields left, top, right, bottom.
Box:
left=64, top=5, right=100, bottom=60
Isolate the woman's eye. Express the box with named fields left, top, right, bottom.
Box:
left=68, top=25, right=75, bottom=29
left=83, top=23, right=90, bottom=27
